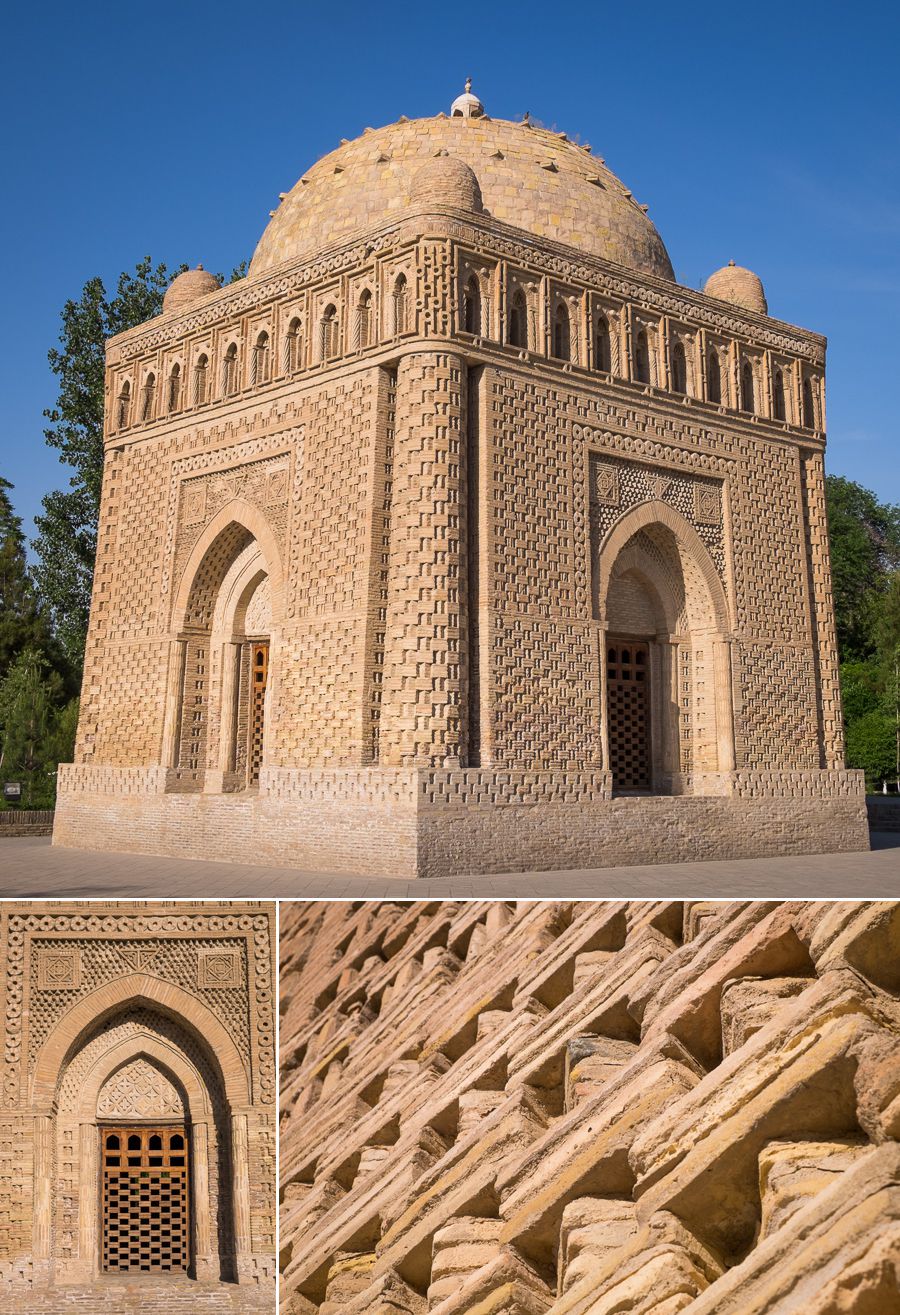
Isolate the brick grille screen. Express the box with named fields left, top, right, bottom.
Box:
left=607, top=640, right=651, bottom=790
left=101, top=1125, right=190, bottom=1274
left=249, top=641, right=269, bottom=784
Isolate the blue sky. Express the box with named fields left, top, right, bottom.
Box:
left=2, top=0, right=898, bottom=542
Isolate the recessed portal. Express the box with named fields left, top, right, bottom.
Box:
left=606, top=640, right=652, bottom=791
left=101, top=1125, right=190, bottom=1274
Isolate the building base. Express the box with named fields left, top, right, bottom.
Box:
left=54, top=764, right=870, bottom=879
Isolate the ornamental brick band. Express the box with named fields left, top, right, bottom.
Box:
left=54, top=84, right=868, bottom=876
left=279, top=899, right=900, bottom=1315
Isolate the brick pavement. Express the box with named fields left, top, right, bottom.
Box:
left=0, top=836, right=897, bottom=900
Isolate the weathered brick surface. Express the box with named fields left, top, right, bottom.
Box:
left=280, top=900, right=900, bottom=1313
left=56, top=87, right=867, bottom=875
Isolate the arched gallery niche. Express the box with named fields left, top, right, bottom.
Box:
left=597, top=501, right=735, bottom=793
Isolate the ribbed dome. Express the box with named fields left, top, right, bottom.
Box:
left=704, top=261, right=768, bottom=315
left=250, top=113, right=674, bottom=280
left=162, top=266, right=219, bottom=314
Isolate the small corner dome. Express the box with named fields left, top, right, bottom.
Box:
left=451, top=78, right=485, bottom=120
left=704, top=260, right=768, bottom=315
left=162, top=265, right=219, bottom=314
left=410, top=155, right=483, bottom=213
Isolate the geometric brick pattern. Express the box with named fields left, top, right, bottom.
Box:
left=280, top=899, right=900, bottom=1315
left=606, top=640, right=651, bottom=790
left=101, top=1126, right=189, bottom=1274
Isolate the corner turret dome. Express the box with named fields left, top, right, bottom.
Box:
left=704, top=260, right=768, bottom=315
left=410, top=155, right=483, bottom=213
left=250, top=91, right=675, bottom=281
left=162, top=266, right=219, bottom=314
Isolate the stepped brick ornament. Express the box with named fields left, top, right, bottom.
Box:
left=53, top=80, right=868, bottom=876
left=0, top=902, right=276, bottom=1309
left=279, top=900, right=900, bottom=1315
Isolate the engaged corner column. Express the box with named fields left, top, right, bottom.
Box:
left=377, top=351, right=468, bottom=769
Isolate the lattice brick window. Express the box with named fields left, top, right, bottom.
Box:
left=102, top=1126, right=189, bottom=1274
left=606, top=640, right=651, bottom=791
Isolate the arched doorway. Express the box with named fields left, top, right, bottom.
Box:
left=167, top=504, right=281, bottom=792
left=598, top=502, right=734, bottom=794
left=46, top=1004, right=238, bottom=1285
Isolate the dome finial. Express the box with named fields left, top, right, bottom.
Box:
left=451, top=78, right=484, bottom=119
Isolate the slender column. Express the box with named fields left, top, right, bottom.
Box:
left=714, top=638, right=736, bottom=773
left=77, top=1121, right=99, bottom=1277
left=161, top=638, right=188, bottom=768
left=231, top=1113, right=253, bottom=1281
left=193, top=1120, right=214, bottom=1278
left=33, top=1114, right=53, bottom=1275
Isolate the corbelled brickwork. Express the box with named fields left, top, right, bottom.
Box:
left=280, top=900, right=900, bottom=1314
left=0, top=902, right=276, bottom=1315
left=54, top=85, right=868, bottom=875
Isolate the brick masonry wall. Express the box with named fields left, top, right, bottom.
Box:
left=866, top=795, right=900, bottom=831
left=54, top=765, right=868, bottom=878
left=279, top=900, right=900, bottom=1314
left=0, top=811, right=54, bottom=837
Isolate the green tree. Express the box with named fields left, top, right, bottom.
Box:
left=0, top=649, right=67, bottom=808
left=0, top=477, right=61, bottom=677
left=33, top=257, right=247, bottom=671
left=826, top=476, right=900, bottom=659
left=845, top=709, right=896, bottom=790
left=873, top=572, right=900, bottom=786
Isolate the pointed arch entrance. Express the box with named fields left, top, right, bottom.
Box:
left=166, top=500, right=283, bottom=792
left=42, top=1001, right=242, bottom=1285
left=597, top=501, right=735, bottom=794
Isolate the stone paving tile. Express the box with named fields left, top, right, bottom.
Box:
left=0, top=836, right=897, bottom=900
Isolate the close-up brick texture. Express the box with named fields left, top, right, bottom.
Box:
left=51, top=85, right=868, bottom=879
left=279, top=900, right=900, bottom=1314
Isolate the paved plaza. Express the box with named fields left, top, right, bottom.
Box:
left=1, top=834, right=897, bottom=900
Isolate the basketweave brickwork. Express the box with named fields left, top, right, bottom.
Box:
left=279, top=899, right=900, bottom=1315
left=53, top=82, right=868, bottom=876
left=0, top=902, right=276, bottom=1315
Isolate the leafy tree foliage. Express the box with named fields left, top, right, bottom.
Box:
left=826, top=476, right=900, bottom=660
left=828, top=477, right=900, bottom=789
left=0, top=649, right=77, bottom=808
left=0, top=478, right=65, bottom=679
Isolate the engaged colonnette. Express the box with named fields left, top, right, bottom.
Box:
left=279, top=899, right=900, bottom=1314
left=54, top=83, right=868, bottom=875
left=0, top=902, right=276, bottom=1313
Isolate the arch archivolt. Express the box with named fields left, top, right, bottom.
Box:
left=32, top=973, right=249, bottom=1109
left=597, top=500, right=736, bottom=792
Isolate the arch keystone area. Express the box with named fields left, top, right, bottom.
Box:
left=172, top=496, right=285, bottom=628
left=31, top=973, right=250, bottom=1109
left=597, top=499, right=731, bottom=633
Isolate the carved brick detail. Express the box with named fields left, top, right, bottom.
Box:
left=197, top=947, right=242, bottom=990
left=36, top=948, right=82, bottom=992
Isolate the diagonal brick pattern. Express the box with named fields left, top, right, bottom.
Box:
left=280, top=900, right=900, bottom=1314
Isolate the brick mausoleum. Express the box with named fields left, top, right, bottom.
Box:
left=0, top=902, right=276, bottom=1313
left=279, top=899, right=900, bottom=1314
left=54, top=82, right=869, bottom=877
